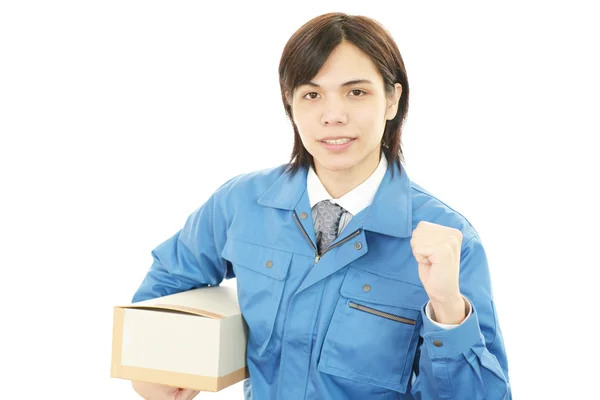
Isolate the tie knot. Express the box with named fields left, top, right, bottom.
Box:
left=315, top=200, right=345, bottom=236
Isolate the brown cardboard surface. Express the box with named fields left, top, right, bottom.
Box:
left=111, top=307, right=125, bottom=380
left=112, top=364, right=249, bottom=392
left=111, top=307, right=248, bottom=391
left=119, top=286, right=241, bottom=318
left=122, top=304, right=225, bottom=319
left=111, top=289, right=248, bottom=392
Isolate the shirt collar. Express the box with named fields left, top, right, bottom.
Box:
left=306, top=154, right=388, bottom=216
left=257, top=157, right=413, bottom=238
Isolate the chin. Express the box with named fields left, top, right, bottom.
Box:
left=316, top=157, right=360, bottom=173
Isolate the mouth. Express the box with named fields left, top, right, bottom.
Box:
left=319, top=137, right=356, bottom=151
left=319, top=137, right=356, bottom=145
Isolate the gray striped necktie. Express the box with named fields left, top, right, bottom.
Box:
left=314, top=200, right=346, bottom=253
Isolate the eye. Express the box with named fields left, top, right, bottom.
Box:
left=349, top=89, right=366, bottom=97
left=303, top=92, right=320, bottom=100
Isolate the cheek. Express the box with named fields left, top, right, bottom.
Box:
left=354, top=110, right=384, bottom=136
left=291, top=109, right=318, bottom=138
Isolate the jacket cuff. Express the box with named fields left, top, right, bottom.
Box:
left=420, top=295, right=482, bottom=358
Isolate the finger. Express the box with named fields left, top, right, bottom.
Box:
left=416, top=220, right=431, bottom=229
left=451, top=227, right=463, bottom=241
left=413, top=252, right=428, bottom=264
left=413, top=252, right=432, bottom=266
left=447, top=235, right=460, bottom=246
left=412, top=244, right=435, bottom=261
left=175, top=389, right=201, bottom=400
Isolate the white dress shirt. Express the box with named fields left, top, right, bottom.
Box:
left=306, top=154, right=472, bottom=329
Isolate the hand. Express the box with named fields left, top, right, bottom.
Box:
left=410, top=221, right=466, bottom=324
left=131, top=381, right=200, bottom=400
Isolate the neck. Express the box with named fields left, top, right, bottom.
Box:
left=315, top=150, right=381, bottom=199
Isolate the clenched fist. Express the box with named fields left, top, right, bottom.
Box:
left=410, top=221, right=467, bottom=324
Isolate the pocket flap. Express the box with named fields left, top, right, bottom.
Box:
left=222, top=238, right=292, bottom=280
left=340, top=268, right=429, bottom=310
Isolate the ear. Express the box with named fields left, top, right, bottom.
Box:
left=385, top=83, right=403, bottom=121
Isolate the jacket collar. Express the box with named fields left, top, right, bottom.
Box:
left=257, top=164, right=308, bottom=211
left=257, top=160, right=413, bottom=238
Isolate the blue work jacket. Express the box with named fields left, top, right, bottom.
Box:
left=132, top=160, right=511, bottom=399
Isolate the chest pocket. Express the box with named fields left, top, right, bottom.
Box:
left=318, top=267, right=428, bottom=393
left=221, top=238, right=292, bottom=356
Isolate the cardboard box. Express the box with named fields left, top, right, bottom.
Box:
left=111, top=285, right=248, bottom=392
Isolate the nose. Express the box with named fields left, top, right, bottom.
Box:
left=320, top=98, right=348, bottom=126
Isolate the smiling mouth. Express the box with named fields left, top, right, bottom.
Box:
left=320, top=138, right=356, bottom=145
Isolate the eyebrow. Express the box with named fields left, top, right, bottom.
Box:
left=302, top=79, right=374, bottom=88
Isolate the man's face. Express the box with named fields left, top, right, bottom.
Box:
left=290, top=41, right=401, bottom=177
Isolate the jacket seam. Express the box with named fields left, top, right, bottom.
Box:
left=461, top=234, right=479, bottom=252
left=226, top=236, right=296, bottom=256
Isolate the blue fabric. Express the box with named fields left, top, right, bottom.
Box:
left=132, top=161, right=511, bottom=399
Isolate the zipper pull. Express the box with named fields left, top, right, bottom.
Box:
left=315, top=254, right=321, bottom=263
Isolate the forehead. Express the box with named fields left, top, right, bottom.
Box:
left=305, top=41, right=383, bottom=86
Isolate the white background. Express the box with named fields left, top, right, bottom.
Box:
left=1, top=1, right=598, bottom=398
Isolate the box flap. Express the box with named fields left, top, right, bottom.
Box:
left=123, top=304, right=226, bottom=319
left=119, top=285, right=241, bottom=318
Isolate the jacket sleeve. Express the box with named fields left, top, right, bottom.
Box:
left=410, top=234, right=512, bottom=399
left=131, top=175, right=240, bottom=303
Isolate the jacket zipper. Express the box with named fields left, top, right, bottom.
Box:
left=349, top=301, right=417, bottom=325
left=293, top=211, right=361, bottom=264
